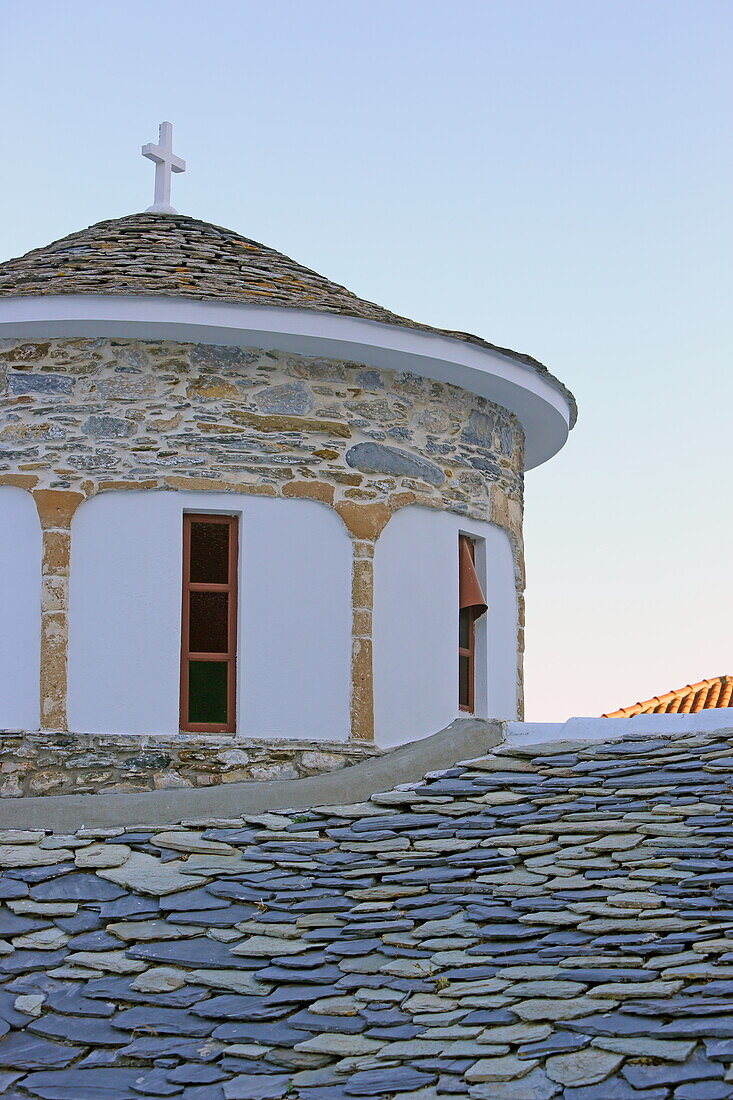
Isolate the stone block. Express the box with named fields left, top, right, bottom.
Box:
left=82, top=414, right=136, bottom=438
left=336, top=500, right=392, bottom=540
left=346, top=442, right=445, bottom=486
left=9, top=373, right=74, bottom=396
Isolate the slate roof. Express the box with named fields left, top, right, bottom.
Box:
left=3, top=728, right=733, bottom=1097
left=604, top=675, right=733, bottom=717
left=0, top=213, right=577, bottom=426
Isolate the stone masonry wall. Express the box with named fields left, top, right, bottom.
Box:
left=0, top=732, right=381, bottom=799
left=0, top=337, right=523, bottom=518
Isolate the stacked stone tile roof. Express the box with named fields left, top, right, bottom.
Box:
left=0, top=213, right=577, bottom=426
left=3, top=729, right=733, bottom=1097
left=604, top=676, right=733, bottom=717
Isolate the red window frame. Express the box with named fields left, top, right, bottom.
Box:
left=180, top=514, right=238, bottom=734
left=458, top=534, right=477, bottom=714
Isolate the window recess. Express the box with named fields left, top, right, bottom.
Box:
left=458, top=534, right=488, bottom=713
left=180, top=514, right=238, bottom=733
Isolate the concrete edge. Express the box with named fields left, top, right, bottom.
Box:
left=505, top=712, right=733, bottom=747
left=0, top=718, right=504, bottom=830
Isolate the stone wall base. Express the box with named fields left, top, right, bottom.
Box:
left=0, top=730, right=381, bottom=797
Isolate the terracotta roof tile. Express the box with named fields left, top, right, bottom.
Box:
left=0, top=212, right=577, bottom=425
left=603, top=675, right=733, bottom=717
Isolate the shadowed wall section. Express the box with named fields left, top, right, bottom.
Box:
left=373, top=507, right=519, bottom=746
left=0, top=486, right=41, bottom=732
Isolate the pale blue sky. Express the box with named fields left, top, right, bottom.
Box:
left=1, top=0, right=730, bottom=719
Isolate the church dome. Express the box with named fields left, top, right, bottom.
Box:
left=0, top=212, right=576, bottom=430
left=0, top=126, right=576, bottom=792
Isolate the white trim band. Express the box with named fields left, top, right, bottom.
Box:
left=0, top=295, right=572, bottom=469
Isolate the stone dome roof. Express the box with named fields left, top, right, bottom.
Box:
left=0, top=212, right=577, bottom=424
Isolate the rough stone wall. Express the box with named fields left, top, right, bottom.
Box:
left=0, top=337, right=523, bottom=517
left=0, top=336, right=526, bottom=750
left=2, top=728, right=733, bottom=1098
left=0, top=732, right=380, bottom=799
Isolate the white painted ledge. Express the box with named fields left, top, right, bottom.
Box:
left=506, top=710, right=733, bottom=747
left=0, top=295, right=572, bottom=469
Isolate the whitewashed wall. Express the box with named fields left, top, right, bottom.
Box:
left=68, top=491, right=352, bottom=740
left=373, top=507, right=518, bottom=747
left=0, top=487, right=41, bottom=730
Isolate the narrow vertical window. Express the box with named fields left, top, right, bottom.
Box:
left=458, top=534, right=487, bottom=713
left=181, top=514, right=238, bottom=733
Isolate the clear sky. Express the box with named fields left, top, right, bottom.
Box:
left=1, top=0, right=730, bottom=720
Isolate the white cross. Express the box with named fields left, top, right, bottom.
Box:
left=141, top=121, right=186, bottom=214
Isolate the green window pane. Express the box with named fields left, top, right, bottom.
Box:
left=188, top=660, right=228, bottom=725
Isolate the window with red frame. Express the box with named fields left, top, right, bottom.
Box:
left=458, top=534, right=487, bottom=713
left=180, top=514, right=238, bottom=733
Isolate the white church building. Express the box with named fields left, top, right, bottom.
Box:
left=0, top=124, right=576, bottom=792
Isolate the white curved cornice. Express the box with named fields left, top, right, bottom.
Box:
left=0, top=294, right=573, bottom=469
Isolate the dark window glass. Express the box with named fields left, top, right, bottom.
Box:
left=459, top=655, right=470, bottom=710
left=189, top=522, right=229, bottom=584
left=188, top=660, right=228, bottom=725
left=189, top=591, right=229, bottom=653
left=459, top=607, right=471, bottom=650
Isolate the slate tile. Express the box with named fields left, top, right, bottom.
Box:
left=130, top=1066, right=183, bottom=1095
left=192, top=995, right=291, bottom=1021
left=297, top=1089, right=357, bottom=1100
left=200, top=830, right=260, bottom=844
left=66, top=929, right=122, bottom=951
left=0, top=913, right=46, bottom=936
left=257, top=965, right=341, bottom=984
left=288, top=1010, right=366, bottom=1034
left=175, top=1088, right=226, bottom=1100
left=365, top=1023, right=421, bottom=1040
left=82, top=976, right=209, bottom=1008
left=706, top=1039, right=733, bottom=1062
left=18, top=1067, right=142, bottom=1097
left=29, top=872, right=125, bottom=901
left=622, top=1049, right=724, bottom=1088
left=168, top=904, right=257, bottom=927
left=518, top=1031, right=591, bottom=1058
left=659, top=1019, right=733, bottom=1039
left=0, top=1031, right=81, bottom=1069
left=117, top=1036, right=224, bottom=1062
left=160, top=887, right=233, bottom=912
left=29, top=1013, right=131, bottom=1045
left=268, top=983, right=345, bottom=1004
left=127, top=938, right=243, bottom=969
left=562, top=1080, right=667, bottom=1100
left=53, top=911, right=104, bottom=933
left=222, top=1076, right=293, bottom=1099
left=94, top=895, right=160, bottom=919
left=344, top=1066, right=437, bottom=1093
left=167, top=1063, right=228, bottom=1084
left=212, top=1020, right=308, bottom=1044
left=0, top=879, right=29, bottom=899
left=0, top=987, right=36, bottom=1026
left=73, top=1048, right=120, bottom=1069
left=111, top=1006, right=214, bottom=1037
left=0, top=949, right=67, bottom=975
left=43, top=985, right=115, bottom=1017
left=673, top=1084, right=733, bottom=1099
left=6, top=863, right=75, bottom=883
